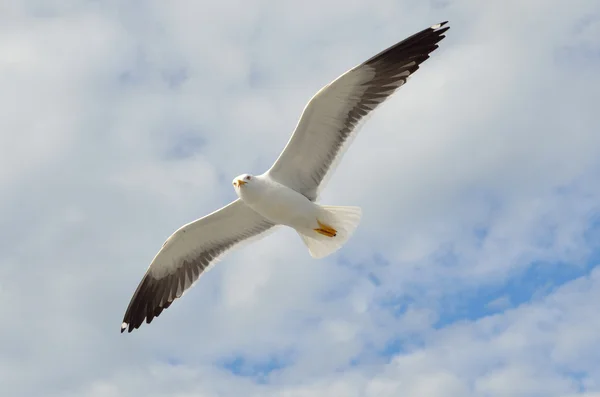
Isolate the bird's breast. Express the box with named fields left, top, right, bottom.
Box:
left=240, top=183, right=316, bottom=227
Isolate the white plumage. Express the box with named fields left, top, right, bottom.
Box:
left=121, top=21, right=450, bottom=333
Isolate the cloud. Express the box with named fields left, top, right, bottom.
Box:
left=1, top=0, right=600, bottom=396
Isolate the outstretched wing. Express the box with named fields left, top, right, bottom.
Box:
left=267, top=22, right=449, bottom=201
left=121, top=199, right=274, bottom=333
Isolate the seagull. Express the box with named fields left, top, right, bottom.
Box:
left=121, top=21, right=450, bottom=333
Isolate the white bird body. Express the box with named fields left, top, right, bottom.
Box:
left=121, top=22, right=450, bottom=333
left=234, top=174, right=319, bottom=231
left=232, top=172, right=362, bottom=258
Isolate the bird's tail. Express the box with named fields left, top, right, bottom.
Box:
left=297, top=205, right=362, bottom=259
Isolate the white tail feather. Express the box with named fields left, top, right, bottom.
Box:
left=298, top=205, right=362, bottom=259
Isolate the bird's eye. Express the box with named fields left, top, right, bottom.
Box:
left=245, top=176, right=251, bottom=180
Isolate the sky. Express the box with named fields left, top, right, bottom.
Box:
left=1, top=0, right=600, bottom=396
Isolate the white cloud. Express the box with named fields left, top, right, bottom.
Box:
left=1, top=0, right=600, bottom=396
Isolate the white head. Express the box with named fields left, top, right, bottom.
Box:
left=232, top=173, right=254, bottom=191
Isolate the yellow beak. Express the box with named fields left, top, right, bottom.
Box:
left=236, top=179, right=247, bottom=187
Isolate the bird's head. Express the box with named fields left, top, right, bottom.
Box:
left=232, top=174, right=254, bottom=190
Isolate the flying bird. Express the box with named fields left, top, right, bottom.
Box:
left=121, top=21, right=450, bottom=333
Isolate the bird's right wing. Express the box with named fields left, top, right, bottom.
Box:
left=121, top=199, right=275, bottom=333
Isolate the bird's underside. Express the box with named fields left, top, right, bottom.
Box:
left=120, top=21, right=450, bottom=333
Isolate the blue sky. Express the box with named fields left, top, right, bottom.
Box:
left=1, top=1, right=600, bottom=396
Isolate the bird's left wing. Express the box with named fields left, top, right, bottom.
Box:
left=121, top=199, right=274, bottom=333
left=267, top=22, right=449, bottom=201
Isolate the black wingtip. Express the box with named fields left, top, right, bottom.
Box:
left=362, top=20, right=451, bottom=68
left=431, top=21, right=450, bottom=36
